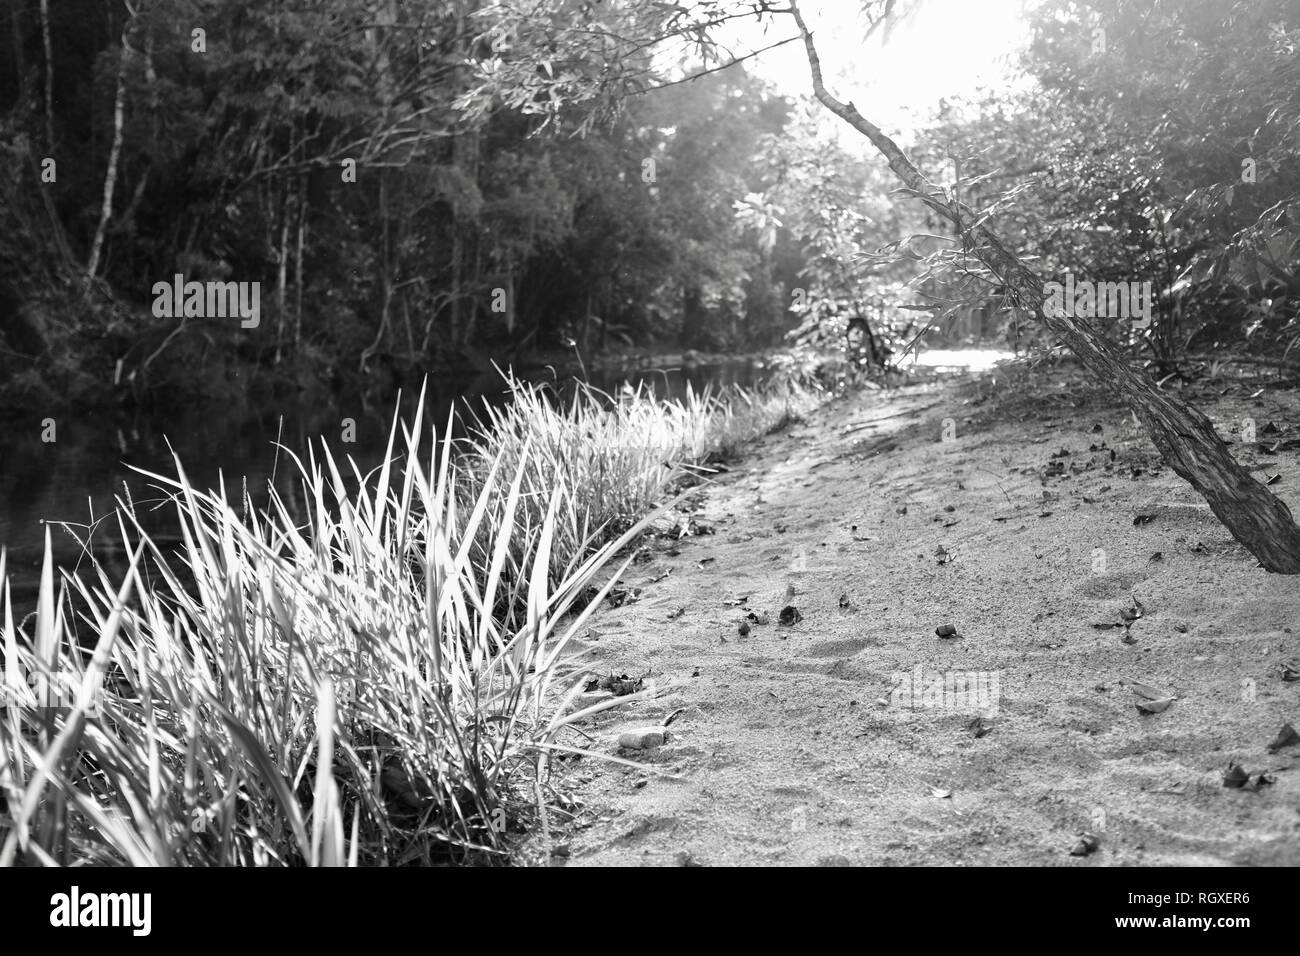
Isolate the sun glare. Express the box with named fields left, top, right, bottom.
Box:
left=713, top=0, right=1034, bottom=136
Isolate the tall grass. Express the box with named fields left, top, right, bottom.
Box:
left=0, top=373, right=822, bottom=866
left=465, top=372, right=820, bottom=582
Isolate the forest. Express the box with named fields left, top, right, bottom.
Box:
left=0, top=0, right=1298, bottom=888
left=1, top=0, right=1294, bottom=411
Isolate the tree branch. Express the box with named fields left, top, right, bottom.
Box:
left=630, top=34, right=802, bottom=96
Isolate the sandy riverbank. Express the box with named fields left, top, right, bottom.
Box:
left=532, top=369, right=1300, bottom=865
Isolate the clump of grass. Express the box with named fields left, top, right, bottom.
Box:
left=463, top=373, right=823, bottom=582
left=0, top=373, right=823, bottom=866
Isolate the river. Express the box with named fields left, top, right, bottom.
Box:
left=0, top=349, right=1009, bottom=609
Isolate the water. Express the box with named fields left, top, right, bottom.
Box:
left=0, top=358, right=767, bottom=606
left=907, top=347, right=1013, bottom=373
left=1, top=388, right=414, bottom=611
left=0, top=350, right=1007, bottom=610
left=580, top=357, right=770, bottom=399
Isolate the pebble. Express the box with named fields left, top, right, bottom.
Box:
left=619, top=727, right=666, bottom=750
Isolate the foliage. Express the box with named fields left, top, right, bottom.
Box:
left=0, top=374, right=821, bottom=865
left=0, top=0, right=805, bottom=409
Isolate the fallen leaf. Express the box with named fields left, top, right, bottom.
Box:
left=606, top=586, right=641, bottom=608
left=1135, top=697, right=1174, bottom=714
left=1125, top=680, right=1171, bottom=700
left=1266, top=722, right=1300, bottom=754
left=586, top=673, right=644, bottom=696
left=1222, top=762, right=1250, bottom=788
left=1247, top=772, right=1276, bottom=791
left=1070, top=832, right=1100, bottom=856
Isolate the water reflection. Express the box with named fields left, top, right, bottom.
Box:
left=0, top=350, right=1001, bottom=610
left=0, top=359, right=769, bottom=610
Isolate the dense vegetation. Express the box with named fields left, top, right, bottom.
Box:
left=2, top=0, right=1296, bottom=412
left=0, top=0, right=806, bottom=412
left=0, top=375, right=821, bottom=866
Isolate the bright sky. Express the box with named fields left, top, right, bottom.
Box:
left=714, top=0, right=1034, bottom=139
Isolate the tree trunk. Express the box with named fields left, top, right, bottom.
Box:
left=10, top=0, right=27, bottom=110
left=276, top=186, right=290, bottom=365
left=295, top=185, right=306, bottom=349
left=84, top=9, right=133, bottom=297
left=39, top=0, right=53, bottom=149
left=681, top=284, right=703, bottom=350
left=788, top=2, right=1300, bottom=573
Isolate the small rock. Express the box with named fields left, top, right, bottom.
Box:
left=1247, top=772, right=1276, bottom=791
left=1222, top=762, right=1250, bottom=788
left=618, top=727, right=666, bottom=750
left=1070, top=832, right=1100, bottom=856
left=935, top=623, right=958, bottom=638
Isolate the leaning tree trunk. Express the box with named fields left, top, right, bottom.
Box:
left=788, top=3, right=1300, bottom=573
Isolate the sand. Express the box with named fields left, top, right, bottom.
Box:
left=531, top=370, right=1300, bottom=866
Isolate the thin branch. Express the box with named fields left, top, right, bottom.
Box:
left=630, top=34, right=802, bottom=96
